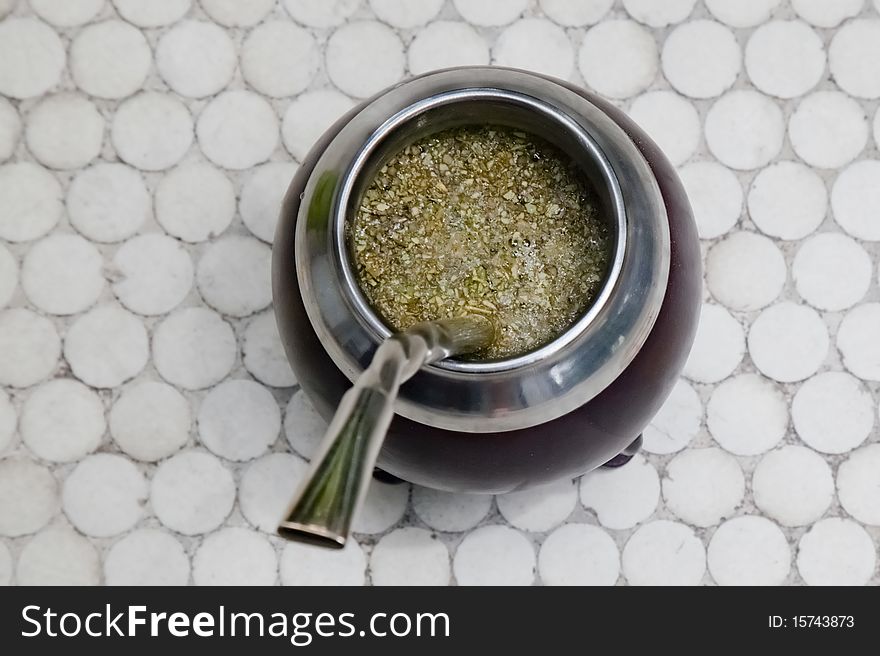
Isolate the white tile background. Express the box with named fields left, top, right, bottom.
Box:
left=1, top=0, right=879, bottom=586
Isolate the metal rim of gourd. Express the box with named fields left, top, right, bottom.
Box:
left=333, top=87, right=628, bottom=374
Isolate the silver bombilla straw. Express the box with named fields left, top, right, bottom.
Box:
left=278, top=316, right=494, bottom=548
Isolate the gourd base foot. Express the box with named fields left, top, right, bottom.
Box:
left=372, top=468, right=406, bottom=485
left=601, top=434, right=643, bottom=468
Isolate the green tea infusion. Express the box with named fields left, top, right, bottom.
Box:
left=350, top=125, right=611, bottom=360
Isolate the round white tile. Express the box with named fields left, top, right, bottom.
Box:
left=628, top=91, right=700, bottom=166
left=705, top=0, right=780, bottom=28
left=242, top=21, right=318, bottom=99
left=281, top=89, right=355, bottom=162
left=453, top=525, right=535, bottom=586
left=112, top=234, right=194, bottom=316
left=538, top=523, right=619, bottom=586
left=752, top=445, right=834, bottom=526
left=706, top=231, right=786, bottom=311
left=371, top=527, right=450, bottom=586
left=16, top=526, right=100, bottom=585
left=154, top=162, right=236, bottom=243
left=580, top=454, right=660, bottom=529
left=71, top=20, right=151, bottom=100
left=352, top=480, right=409, bottom=534
left=708, top=516, right=790, bottom=586
left=408, top=21, right=489, bottom=75
left=748, top=302, right=829, bottom=383
left=748, top=161, right=827, bottom=240
left=0, top=243, right=16, bottom=310
left=284, top=389, right=327, bottom=459
left=706, top=91, right=784, bottom=170
left=370, top=0, right=443, bottom=29
left=683, top=303, right=745, bottom=384
left=110, top=381, right=191, bottom=461
left=0, top=244, right=14, bottom=310
left=792, top=371, right=874, bottom=454
left=492, top=18, right=574, bottom=80
left=239, top=452, right=308, bottom=533
left=643, top=379, right=702, bottom=454
left=538, top=0, right=613, bottom=26
left=62, top=453, right=147, bottom=537
left=792, top=0, right=863, bottom=28
left=0, top=162, right=62, bottom=242
left=623, top=0, right=695, bottom=27
left=198, top=379, right=280, bottom=461
left=789, top=91, right=868, bottom=169
left=832, top=160, right=880, bottom=241
left=663, top=447, right=745, bottom=527
left=282, top=0, right=361, bottom=28
left=0, top=458, right=58, bottom=537
left=156, top=20, right=236, bottom=99
left=411, top=487, right=492, bottom=533
left=622, top=520, right=705, bottom=586
left=793, top=233, right=871, bottom=311
left=280, top=540, right=366, bottom=586
left=112, top=0, right=191, bottom=27
left=26, top=94, right=104, bottom=170
left=240, top=161, right=298, bottom=244
left=20, top=379, right=105, bottom=463
left=21, top=234, right=105, bottom=315
left=243, top=310, right=297, bottom=388
left=829, top=19, right=880, bottom=100
left=200, top=0, right=274, bottom=27
left=197, top=91, right=278, bottom=170
left=453, top=0, right=527, bottom=27
left=151, top=450, right=235, bottom=535
left=152, top=307, right=236, bottom=390
left=662, top=20, right=740, bottom=99
left=0, top=309, right=61, bottom=388
left=797, top=518, right=875, bottom=586
left=875, top=107, right=880, bottom=151
left=837, top=444, right=880, bottom=526
left=326, top=21, right=404, bottom=99
left=68, top=163, right=150, bottom=243
left=192, top=527, right=277, bottom=586
left=745, top=20, right=825, bottom=99
left=31, top=0, right=104, bottom=26
left=0, top=18, right=65, bottom=99
left=0, top=97, right=21, bottom=161
left=196, top=236, right=272, bottom=317
left=496, top=479, right=577, bottom=532
left=64, top=305, right=149, bottom=388
left=0, top=540, right=11, bottom=585
left=578, top=20, right=658, bottom=99
left=677, top=161, right=742, bottom=239
left=104, top=528, right=190, bottom=586
left=0, top=389, right=15, bottom=453
left=707, top=374, right=788, bottom=456
left=112, top=92, right=194, bottom=171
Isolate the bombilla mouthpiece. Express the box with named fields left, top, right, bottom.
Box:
left=278, top=316, right=493, bottom=548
